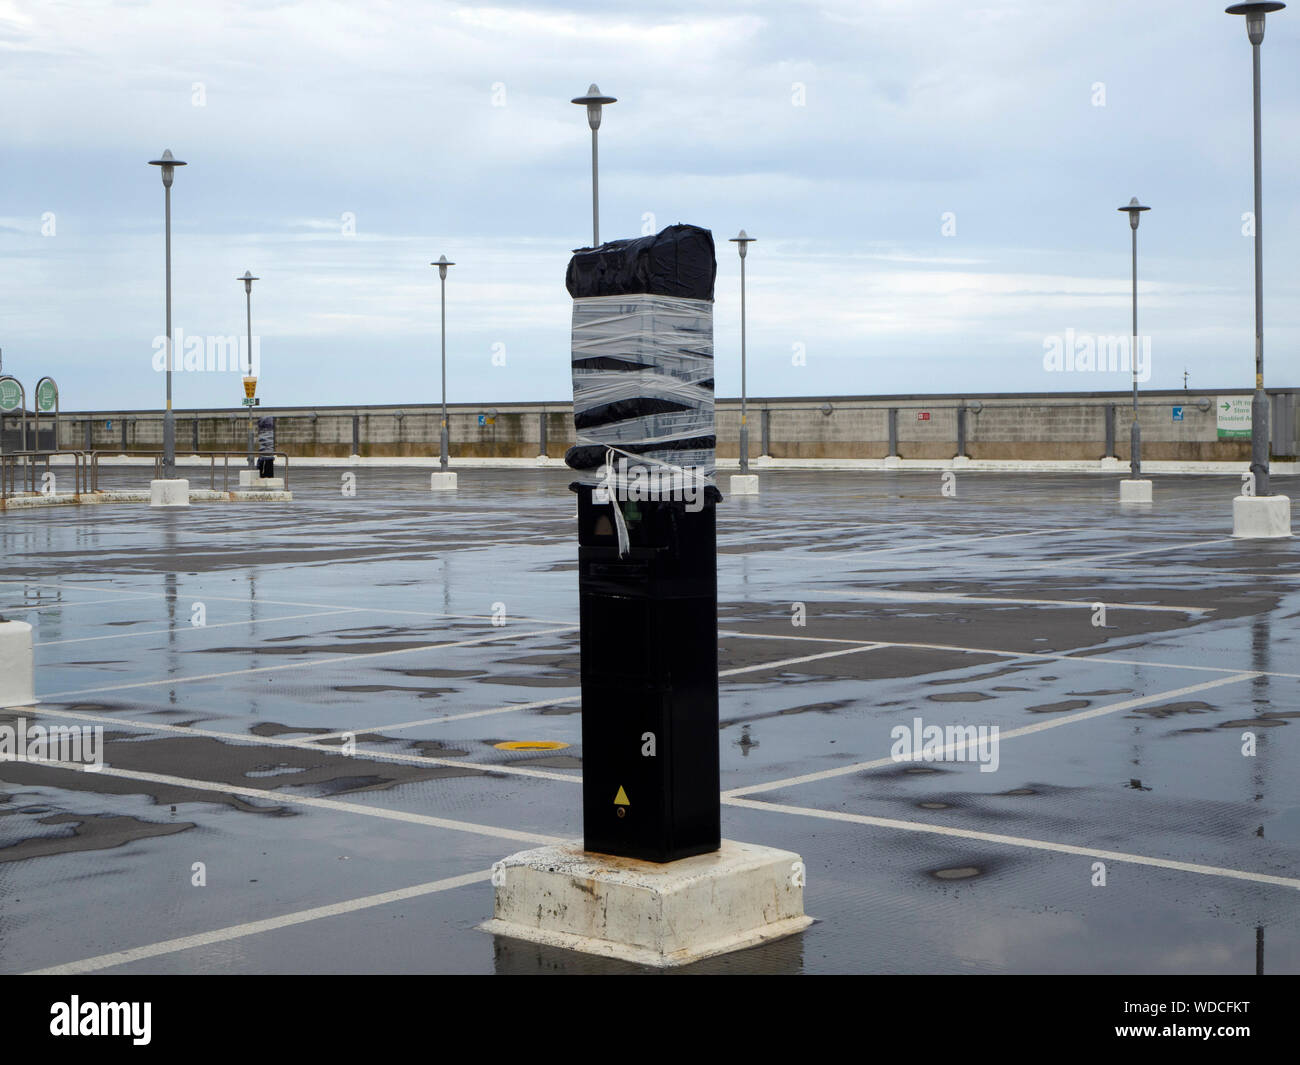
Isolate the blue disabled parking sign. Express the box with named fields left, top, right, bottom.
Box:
left=1172, top=406, right=1184, bottom=421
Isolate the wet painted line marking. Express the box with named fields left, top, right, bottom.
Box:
left=309, top=696, right=583, bottom=741
left=35, top=608, right=362, bottom=646
left=311, top=643, right=888, bottom=740
left=723, top=796, right=1300, bottom=891
left=20, top=705, right=582, bottom=784
left=25, top=869, right=492, bottom=976
left=719, top=643, right=885, bottom=676
left=825, top=591, right=1212, bottom=615
left=36, top=624, right=580, bottom=700
left=1020, top=538, right=1237, bottom=568
left=0, top=578, right=576, bottom=630
left=723, top=672, right=1259, bottom=798
left=816, top=529, right=1082, bottom=564
left=718, top=628, right=1300, bottom=681
left=0, top=594, right=160, bottom=614
left=17, top=759, right=566, bottom=844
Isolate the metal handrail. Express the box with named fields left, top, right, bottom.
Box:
left=0, top=451, right=89, bottom=499
left=85, top=450, right=289, bottom=494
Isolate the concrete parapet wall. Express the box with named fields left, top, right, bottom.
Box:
left=21, top=389, right=1299, bottom=464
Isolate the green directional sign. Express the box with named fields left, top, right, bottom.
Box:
left=36, top=379, right=57, bottom=412
left=241, top=397, right=260, bottom=407
left=0, top=378, right=21, bottom=412
left=1217, top=395, right=1252, bottom=440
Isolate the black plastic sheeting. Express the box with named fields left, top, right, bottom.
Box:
left=566, top=224, right=716, bottom=302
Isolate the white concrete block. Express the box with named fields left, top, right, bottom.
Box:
left=0, top=620, right=36, bottom=707
left=1099, top=456, right=1123, bottom=471
left=430, top=471, right=458, bottom=491
left=1119, top=479, right=1153, bottom=504
left=1233, top=495, right=1292, bottom=539
left=729, top=474, right=760, bottom=495
left=952, top=455, right=971, bottom=467
left=481, top=839, right=813, bottom=967
left=883, top=455, right=901, bottom=468
left=237, top=469, right=285, bottom=491
left=149, top=479, right=189, bottom=508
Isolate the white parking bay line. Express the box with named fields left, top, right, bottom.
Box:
left=824, top=590, right=1212, bottom=615
left=724, top=672, right=1259, bottom=798
left=23, top=705, right=581, bottom=784
left=724, top=796, right=1300, bottom=891
left=311, top=643, right=888, bottom=740
left=36, top=608, right=362, bottom=647
left=25, top=869, right=493, bottom=976
left=24, top=760, right=566, bottom=844
left=38, top=624, right=579, bottom=699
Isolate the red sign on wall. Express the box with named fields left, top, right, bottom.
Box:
left=916, top=411, right=931, bottom=421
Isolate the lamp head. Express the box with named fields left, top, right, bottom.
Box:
left=1118, top=197, right=1150, bottom=230
left=571, top=83, right=616, bottom=131
left=148, top=148, right=187, bottom=188
left=729, top=229, right=756, bottom=259
left=432, top=254, right=455, bottom=281
left=1227, top=2, right=1284, bottom=45
left=238, top=269, right=259, bottom=294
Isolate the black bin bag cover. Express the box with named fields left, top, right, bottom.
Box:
left=565, top=224, right=717, bottom=484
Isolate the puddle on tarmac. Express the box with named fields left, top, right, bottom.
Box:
left=1028, top=699, right=1091, bottom=714
left=927, top=692, right=994, bottom=702
left=930, top=866, right=982, bottom=880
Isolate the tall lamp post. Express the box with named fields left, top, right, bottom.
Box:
left=571, top=84, right=616, bottom=247
left=728, top=231, right=756, bottom=482
left=1227, top=2, right=1284, bottom=498
left=1117, top=199, right=1149, bottom=482
left=238, top=271, right=259, bottom=467
left=148, top=149, right=186, bottom=480
left=432, top=255, right=455, bottom=473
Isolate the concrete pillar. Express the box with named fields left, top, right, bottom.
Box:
left=956, top=406, right=968, bottom=458
left=0, top=620, right=36, bottom=707
left=760, top=408, right=771, bottom=456
left=887, top=408, right=899, bottom=457
left=351, top=414, right=360, bottom=458
left=192, top=416, right=200, bottom=452
left=539, top=410, right=548, bottom=457
left=1104, top=404, right=1116, bottom=458
left=83, top=420, right=92, bottom=451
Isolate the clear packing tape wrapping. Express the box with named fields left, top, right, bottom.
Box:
left=568, top=293, right=717, bottom=492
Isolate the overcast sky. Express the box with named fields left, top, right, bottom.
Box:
left=2, top=0, right=1298, bottom=411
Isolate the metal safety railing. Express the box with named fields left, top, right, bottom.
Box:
left=85, top=451, right=290, bottom=494
left=1, top=451, right=91, bottom=499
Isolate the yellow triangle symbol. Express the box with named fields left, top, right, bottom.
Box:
left=613, top=786, right=629, bottom=806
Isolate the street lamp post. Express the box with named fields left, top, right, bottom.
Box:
left=728, top=231, right=756, bottom=475
left=571, top=84, right=616, bottom=247
left=1227, top=2, right=1284, bottom=497
left=238, top=271, right=259, bottom=468
left=432, top=255, right=455, bottom=471
left=148, top=149, right=186, bottom=479
left=1117, top=199, right=1149, bottom=479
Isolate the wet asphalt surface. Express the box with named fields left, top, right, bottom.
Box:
left=1, top=467, right=1297, bottom=974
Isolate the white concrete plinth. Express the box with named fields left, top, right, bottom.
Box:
left=952, top=455, right=971, bottom=467
left=729, top=474, right=760, bottom=496
left=149, top=479, right=189, bottom=508
left=1119, top=479, right=1153, bottom=504
left=1233, top=495, right=1292, bottom=539
left=237, top=469, right=285, bottom=491
left=883, top=455, right=901, bottom=468
left=481, top=839, right=813, bottom=968
left=430, top=471, right=458, bottom=491
left=1100, top=456, right=1123, bottom=471
left=0, top=620, right=36, bottom=708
